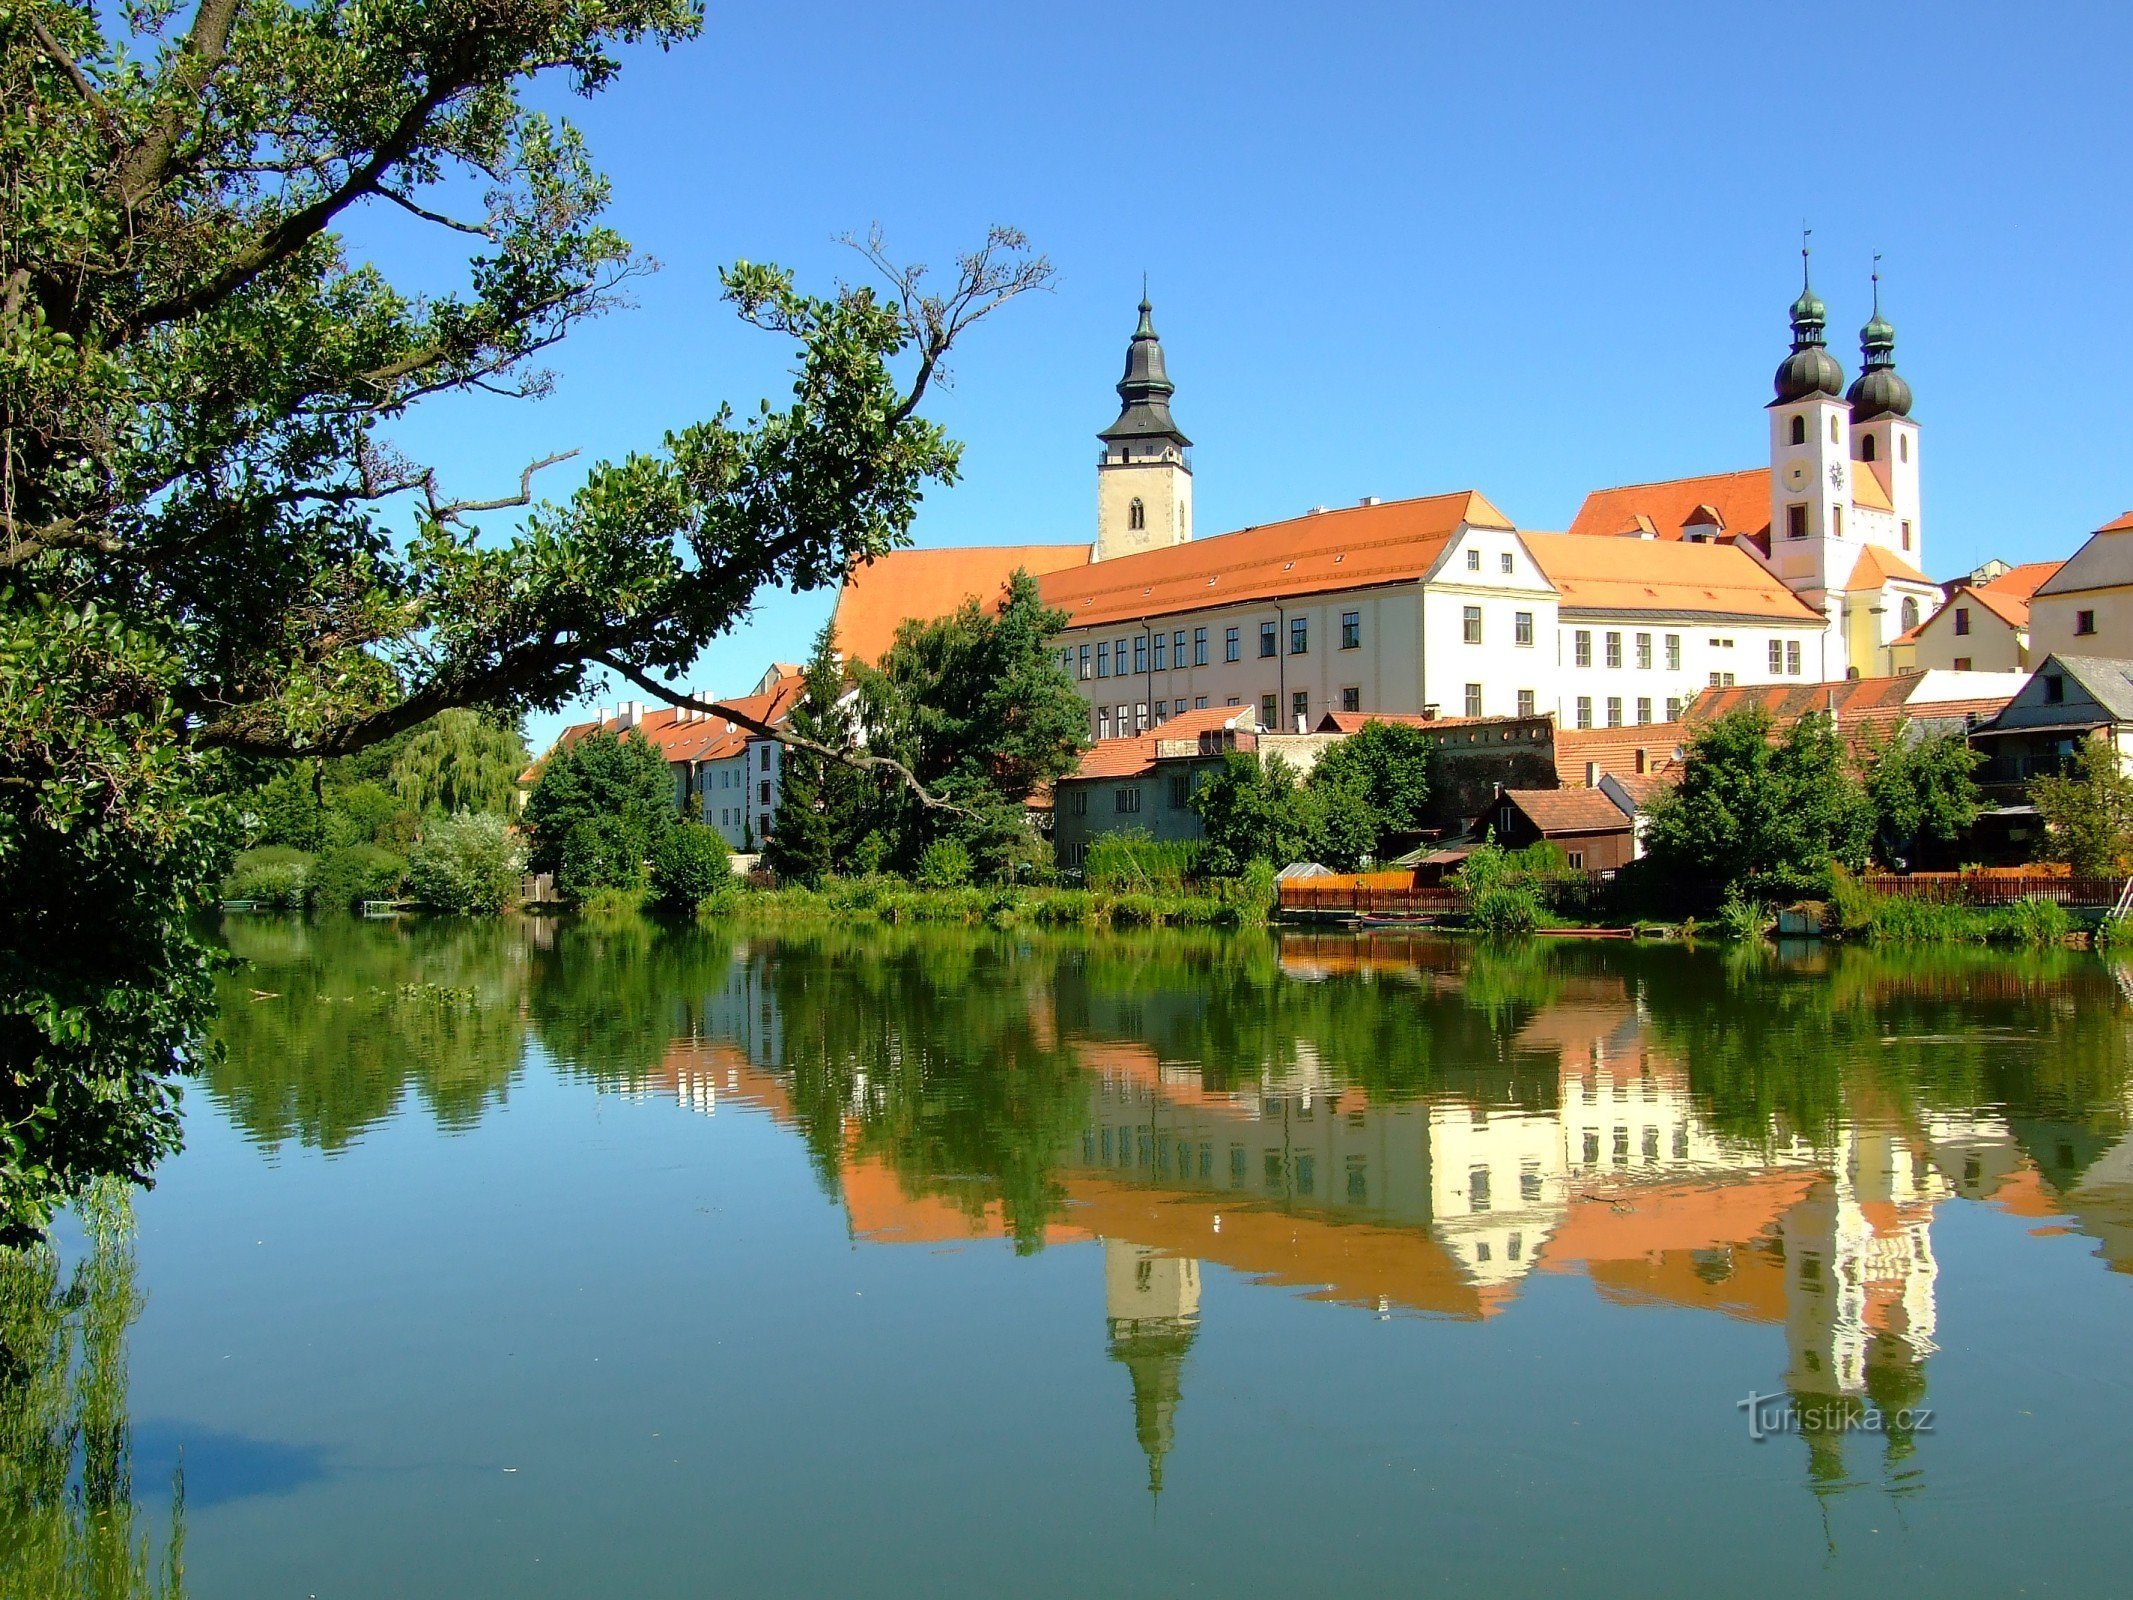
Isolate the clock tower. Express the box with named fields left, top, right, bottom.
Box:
left=1766, top=250, right=1854, bottom=605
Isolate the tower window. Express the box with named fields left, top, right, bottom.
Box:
left=1861, top=434, right=1878, bottom=462
left=1900, top=597, right=1920, bottom=631
left=1128, top=498, right=1145, bottom=531
left=1831, top=505, right=1843, bottom=538
left=1787, top=504, right=1808, bottom=540
left=1830, top=415, right=1840, bottom=444
left=1900, top=434, right=1910, bottom=463
left=1790, top=415, right=1806, bottom=446
left=1901, top=519, right=1913, bottom=551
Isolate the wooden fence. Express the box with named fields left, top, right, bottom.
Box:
left=1278, top=880, right=1466, bottom=917
left=1860, top=874, right=2124, bottom=908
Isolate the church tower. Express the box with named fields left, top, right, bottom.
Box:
left=1767, top=248, right=1854, bottom=603
left=1095, top=294, right=1193, bottom=563
left=1847, top=269, right=1923, bottom=566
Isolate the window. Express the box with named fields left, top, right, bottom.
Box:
left=1467, top=548, right=1481, bottom=571
left=1514, top=610, right=1533, bottom=646
left=1574, top=629, right=1592, bottom=667
left=1605, top=631, right=1622, bottom=669
left=1787, top=503, right=1809, bottom=540
left=1636, top=697, right=1652, bottom=724
left=1291, top=689, right=1310, bottom=726
left=1789, top=414, right=1806, bottom=445
left=1465, top=683, right=1483, bottom=717
left=1128, top=498, right=1145, bottom=531
left=1786, top=640, right=1801, bottom=676
left=1831, top=505, right=1843, bottom=538
left=1469, top=1166, right=1491, bottom=1212
left=1117, top=703, right=1131, bottom=733
left=1225, top=626, right=1241, bottom=662
left=1176, top=629, right=1189, bottom=666
left=1861, top=434, right=1878, bottom=462
left=1666, top=697, right=1682, bottom=721
left=1340, top=610, right=1361, bottom=649
left=1462, top=605, right=1482, bottom=644
left=1070, top=789, right=1087, bottom=816
left=1078, top=644, right=1091, bottom=680
left=759, top=780, right=771, bottom=805
left=1096, top=642, right=1110, bottom=678
left=1606, top=696, right=1623, bottom=727
left=2077, top=609, right=2098, bottom=636
left=1501, top=552, right=1515, bottom=574
left=1115, top=787, right=1142, bottom=813
left=1830, top=414, right=1840, bottom=444
left=1115, top=636, right=1128, bottom=669
left=1168, top=773, right=1191, bottom=808
left=1901, top=519, right=1913, bottom=551
left=1769, top=639, right=1784, bottom=673
left=1900, top=434, right=1910, bottom=463
left=1953, top=607, right=1970, bottom=636
left=1133, top=635, right=1148, bottom=674
left=1635, top=632, right=1652, bottom=669
left=1517, top=689, right=1536, bottom=717
left=1097, top=707, right=1112, bottom=738
left=1134, top=702, right=1149, bottom=733
left=1567, top=850, right=1585, bottom=869
left=1290, top=616, right=1308, bottom=655
left=1665, top=634, right=1681, bottom=671
left=1709, top=672, right=1723, bottom=687
left=1153, top=632, right=1168, bottom=672
left=761, top=745, right=773, bottom=771
left=1341, top=686, right=1361, bottom=713
left=1260, top=692, right=1278, bottom=727
left=1900, top=597, right=1919, bottom=632
left=1575, top=696, right=1593, bottom=729
left=1259, top=620, right=1277, bottom=658
left=1953, top=656, right=1972, bottom=671
left=2044, top=674, right=2065, bottom=704
left=1195, top=696, right=1208, bottom=709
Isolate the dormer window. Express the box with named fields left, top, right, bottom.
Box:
left=1861, top=434, right=1878, bottom=462
left=1128, top=498, right=1145, bottom=531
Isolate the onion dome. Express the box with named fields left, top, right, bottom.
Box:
left=1773, top=253, right=1845, bottom=402
left=1098, top=294, right=1191, bottom=448
left=1845, top=272, right=1913, bottom=420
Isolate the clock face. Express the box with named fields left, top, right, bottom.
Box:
left=1784, top=461, right=1810, bottom=491
left=1828, top=462, right=1847, bottom=490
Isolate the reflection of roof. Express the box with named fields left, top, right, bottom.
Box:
left=1521, top=532, right=1823, bottom=623
left=1540, top=1171, right=1820, bottom=1284
left=832, top=543, right=1092, bottom=664
left=1040, top=491, right=1511, bottom=630
left=1565, top=467, right=1773, bottom=546
left=1496, top=787, right=1631, bottom=835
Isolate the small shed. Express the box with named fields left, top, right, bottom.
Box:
left=1477, top=788, right=1634, bottom=871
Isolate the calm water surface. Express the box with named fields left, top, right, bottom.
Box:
left=15, top=918, right=2133, bottom=1596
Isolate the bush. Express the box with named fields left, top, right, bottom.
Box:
left=557, top=814, right=644, bottom=901
left=1716, top=888, right=1771, bottom=942
left=914, top=837, right=973, bottom=889
left=649, top=823, right=732, bottom=913
left=1467, top=881, right=1542, bottom=937
left=312, top=844, right=407, bottom=911
left=1992, top=896, right=2070, bottom=949
left=407, top=813, right=522, bottom=915
left=1085, top=829, right=1200, bottom=893
left=223, top=845, right=316, bottom=908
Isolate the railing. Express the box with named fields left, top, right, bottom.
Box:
left=1860, top=874, right=2122, bottom=908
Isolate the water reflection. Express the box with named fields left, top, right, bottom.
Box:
left=213, top=918, right=2133, bottom=1505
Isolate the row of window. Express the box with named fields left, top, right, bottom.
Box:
left=1093, top=696, right=1214, bottom=739
left=1571, top=696, right=1689, bottom=730
left=1067, top=612, right=1370, bottom=681
left=1785, top=412, right=1911, bottom=464
left=1782, top=503, right=1916, bottom=551
left=1570, top=629, right=1685, bottom=670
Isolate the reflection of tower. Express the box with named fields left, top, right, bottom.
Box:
left=1103, top=1240, right=1201, bottom=1500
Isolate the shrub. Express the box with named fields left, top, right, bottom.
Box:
left=914, top=837, right=973, bottom=889
left=1717, top=888, right=1771, bottom=942
left=407, top=813, right=522, bottom=915
left=1992, top=896, right=2070, bottom=949
left=312, top=844, right=407, bottom=911
left=649, top=822, right=732, bottom=913
left=1085, top=828, right=1199, bottom=893
left=223, top=845, right=316, bottom=908
left=1467, top=881, right=1542, bottom=937
left=557, top=814, right=644, bottom=901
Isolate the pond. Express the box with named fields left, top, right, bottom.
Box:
left=10, top=917, right=2133, bottom=1596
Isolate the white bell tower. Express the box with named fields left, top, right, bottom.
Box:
left=1095, top=293, right=1193, bottom=563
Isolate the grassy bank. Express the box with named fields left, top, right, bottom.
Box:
left=713, top=875, right=1274, bottom=930
left=1817, top=876, right=2078, bottom=947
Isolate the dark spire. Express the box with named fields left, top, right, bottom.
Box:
left=1098, top=290, right=1192, bottom=448
left=1109, top=1316, right=1194, bottom=1503
left=1773, top=231, right=1846, bottom=403
left=1846, top=256, right=1913, bottom=420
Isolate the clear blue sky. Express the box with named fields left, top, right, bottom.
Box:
left=390, top=1, right=2133, bottom=754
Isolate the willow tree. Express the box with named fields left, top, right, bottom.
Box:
left=0, top=1, right=1048, bottom=1239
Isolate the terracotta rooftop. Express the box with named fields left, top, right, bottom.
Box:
left=1064, top=703, right=1260, bottom=782
left=1845, top=544, right=1935, bottom=590
left=831, top=542, right=1091, bottom=664
left=1564, top=467, right=1772, bottom=547
left=1039, top=490, right=1512, bottom=630
left=1311, top=710, right=1539, bottom=736
left=1498, top=787, right=1634, bottom=835
left=1681, top=676, right=2014, bottom=740
left=1554, top=722, right=1692, bottom=786
left=1520, top=532, right=1823, bottom=623
left=2097, top=509, right=2133, bottom=534
left=528, top=673, right=807, bottom=780
left=1981, top=560, right=2065, bottom=603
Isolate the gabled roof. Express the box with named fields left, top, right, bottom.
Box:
left=533, top=673, right=807, bottom=776
left=1311, top=711, right=1531, bottom=736
left=1980, top=560, right=2064, bottom=603
left=1040, top=491, right=1512, bottom=630
left=1520, top=532, right=1823, bottom=623
left=1554, top=723, right=1691, bottom=786
left=1564, top=468, right=1772, bottom=546
left=1844, top=544, right=1935, bottom=591
left=2097, top=510, right=2133, bottom=534
left=2042, top=656, right=2133, bottom=722
left=1852, top=459, right=1895, bottom=512
left=1681, top=674, right=2016, bottom=741
left=1494, top=787, right=1634, bottom=835
left=1063, top=704, right=1260, bottom=782
left=2034, top=517, right=2133, bottom=599
left=832, top=543, right=1092, bottom=664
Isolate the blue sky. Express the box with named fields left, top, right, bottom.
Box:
left=385, top=1, right=2133, bottom=753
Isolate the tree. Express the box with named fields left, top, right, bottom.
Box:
left=1641, top=708, right=1873, bottom=903
left=1863, top=722, right=1982, bottom=868
left=855, top=571, right=1087, bottom=875
left=1191, top=752, right=1307, bottom=876
left=765, top=623, right=866, bottom=887
left=521, top=727, right=677, bottom=888
left=1298, top=721, right=1436, bottom=869
left=2031, top=739, right=2133, bottom=878
left=3, top=5, right=1048, bottom=1236
left=389, top=711, right=529, bottom=818
left=407, top=812, right=522, bottom=914
left=649, top=822, right=731, bottom=913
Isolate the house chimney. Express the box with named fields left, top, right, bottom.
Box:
left=626, top=700, right=644, bottom=726
left=1358, top=495, right=1381, bottom=507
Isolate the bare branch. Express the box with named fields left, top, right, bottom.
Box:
left=426, top=451, right=579, bottom=522
left=589, top=654, right=969, bottom=815
left=375, top=183, right=494, bottom=238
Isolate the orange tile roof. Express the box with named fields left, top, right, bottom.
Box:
left=2097, top=509, right=2133, bottom=534
left=536, top=674, right=806, bottom=772
left=1564, top=467, right=1772, bottom=545
left=1065, top=704, right=1259, bottom=781
left=1497, top=787, right=1632, bottom=835
left=1852, top=459, right=1895, bottom=512
left=1520, top=531, right=1823, bottom=623
left=1039, top=490, right=1511, bottom=630
left=1312, top=711, right=1523, bottom=735
left=1554, top=722, right=1692, bottom=785
left=1680, top=677, right=2014, bottom=741
left=1844, top=544, right=1934, bottom=590
left=831, top=543, right=1091, bottom=664
left=1979, top=560, right=2063, bottom=604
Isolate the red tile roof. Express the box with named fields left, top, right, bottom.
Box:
left=1680, top=676, right=2013, bottom=740
left=1520, top=532, right=1823, bottom=623
left=1554, top=723, right=1692, bottom=786
left=2097, top=509, right=2133, bottom=535
left=1844, top=545, right=1935, bottom=590
left=530, top=674, right=806, bottom=778
left=831, top=543, right=1091, bottom=664
left=1312, top=711, right=1526, bottom=735
left=1565, top=468, right=1772, bottom=546
left=1499, top=787, right=1633, bottom=835
left=1065, top=704, right=1260, bottom=781
left=1039, top=491, right=1512, bottom=630
left=1979, top=560, right=2063, bottom=604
